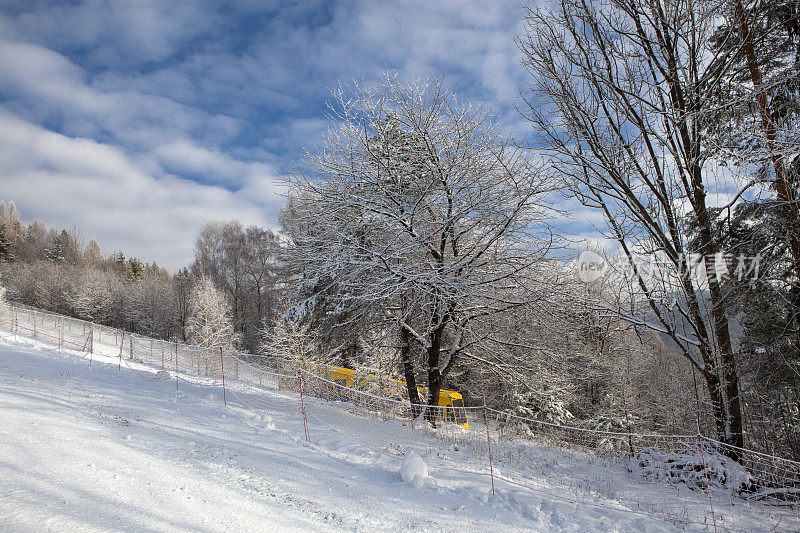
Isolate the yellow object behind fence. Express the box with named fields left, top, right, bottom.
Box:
left=284, top=361, right=469, bottom=430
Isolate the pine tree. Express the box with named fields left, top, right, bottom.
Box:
left=0, top=223, right=12, bottom=262
left=707, top=0, right=800, bottom=292
left=125, top=257, right=144, bottom=282
left=0, top=281, right=7, bottom=324
left=702, top=3, right=800, bottom=456
left=45, top=231, right=66, bottom=263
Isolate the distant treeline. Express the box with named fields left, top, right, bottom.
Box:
left=0, top=202, right=283, bottom=352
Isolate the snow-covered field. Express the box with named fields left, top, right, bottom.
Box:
left=0, top=332, right=790, bottom=532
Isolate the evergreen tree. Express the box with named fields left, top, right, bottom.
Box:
left=0, top=280, right=7, bottom=323
left=707, top=0, right=800, bottom=295
left=125, top=257, right=144, bottom=281
left=45, top=231, right=66, bottom=263
left=0, top=223, right=12, bottom=262
left=173, top=268, right=193, bottom=341
left=701, top=2, right=800, bottom=457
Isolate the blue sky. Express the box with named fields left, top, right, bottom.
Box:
left=0, top=0, right=536, bottom=269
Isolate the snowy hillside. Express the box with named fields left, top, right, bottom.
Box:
left=0, top=332, right=791, bottom=532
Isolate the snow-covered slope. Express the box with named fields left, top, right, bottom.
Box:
left=0, top=333, right=776, bottom=531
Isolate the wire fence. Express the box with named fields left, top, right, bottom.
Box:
left=2, top=302, right=799, bottom=531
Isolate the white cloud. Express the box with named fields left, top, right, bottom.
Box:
left=0, top=112, right=281, bottom=269
left=0, top=41, right=243, bottom=151
left=14, top=1, right=220, bottom=68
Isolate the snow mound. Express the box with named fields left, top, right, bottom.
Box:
left=400, top=452, right=428, bottom=487
left=154, top=370, right=172, bottom=381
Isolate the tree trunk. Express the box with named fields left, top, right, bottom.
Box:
left=666, top=19, right=745, bottom=455
left=341, top=339, right=356, bottom=370
left=697, top=197, right=745, bottom=457
left=424, top=311, right=448, bottom=424
left=399, top=322, right=422, bottom=418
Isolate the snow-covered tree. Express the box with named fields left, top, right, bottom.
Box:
left=15, top=219, right=47, bottom=263
left=0, top=202, right=21, bottom=262
left=72, top=269, right=121, bottom=324
left=7, top=261, right=78, bottom=314
left=285, top=74, right=555, bottom=419
left=186, top=277, right=240, bottom=350
left=45, top=229, right=81, bottom=265
left=261, top=311, right=317, bottom=363
left=707, top=0, right=800, bottom=289
left=124, top=257, right=145, bottom=282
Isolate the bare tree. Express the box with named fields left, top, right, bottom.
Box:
left=192, top=221, right=248, bottom=334
left=519, top=0, right=748, bottom=454
left=285, top=74, right=554, bottom=420
left=243, top=226, right=281, bottom=346
left=83, top=239, right=103, bottom=267
left=193, top=221, right=283, bottom=351
left=17, top=220, right=48, bottom=263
